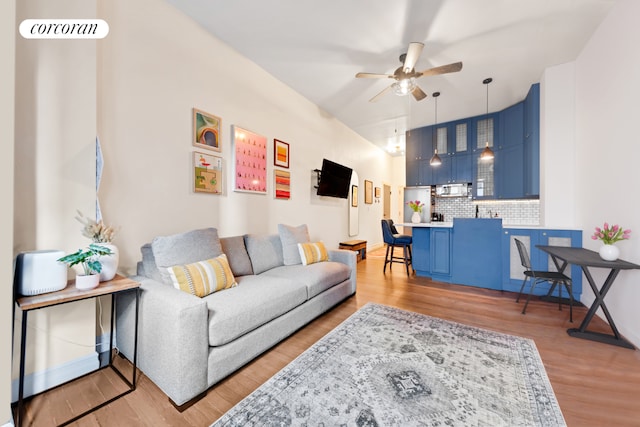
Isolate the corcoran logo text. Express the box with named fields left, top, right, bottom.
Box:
left=19, top=19, right=109, bottom=39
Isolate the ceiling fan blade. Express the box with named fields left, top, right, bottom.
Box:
left=412, top=86, right=427, bottom=101
left=403, top=42, right=424, bottom=72
left=369, top=85, right=392, bottom=102
left=356, top=72, right=394, bottom=79
left=418, top=61, right=463, bottom=78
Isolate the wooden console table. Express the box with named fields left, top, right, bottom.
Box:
left=339, top=240, right=367, bottom=262
left=12, top=274, right=141, bottom=426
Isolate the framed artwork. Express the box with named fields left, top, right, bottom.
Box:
left=274, top=169, right=291, bottom=200
left=193, top=108, right=221, bottom=152
left=351, top=185, right=358, bottom=207
left=364, top=180, right=373, bottom=204
left=193, top=151, right=223, bottom=194
left=375, top=187, right=381, bottom=198
left=232, top=125, right=267, bottom=194
left=274, top=139, right=290, bottom=168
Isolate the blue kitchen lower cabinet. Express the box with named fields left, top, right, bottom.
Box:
left=502, top=228, right=582, bottom=300
left=451, top=218, right=503, bottom=289
left=411, top=227, right=451, bottom=281
left=430, top=228, right=451, bottom=281
left=412, top=227, right=431, bottom=274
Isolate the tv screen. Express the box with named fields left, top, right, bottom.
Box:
left=317, top=159, right=353, bottom=199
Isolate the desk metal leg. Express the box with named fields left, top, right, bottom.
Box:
left=567, top=266, right=634, bottom=349
left=16, top=310, right=28, bottom=427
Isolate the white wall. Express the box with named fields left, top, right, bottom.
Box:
left=2, top=0, right=16, bottom=422
left=13, top=0, right=99, bottom=393
left=573, top=0, right=640, bottom=347
left=97, top=0, right=394, bottom=273
left=540, top=62, right=577, bottom=228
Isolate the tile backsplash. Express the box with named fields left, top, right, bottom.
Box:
left=434, top=198, right=539, bottom=226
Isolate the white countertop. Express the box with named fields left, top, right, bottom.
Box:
left=397, top=222, right=453, bottom=228
left=398, top=220, right=581, bottom=231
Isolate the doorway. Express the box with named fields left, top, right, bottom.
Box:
left=383, top=183, right=391, bottom=219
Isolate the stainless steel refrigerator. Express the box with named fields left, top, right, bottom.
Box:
left=403, top=186, right=433, bottom=223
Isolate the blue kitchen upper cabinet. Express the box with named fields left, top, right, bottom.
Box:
left=499, top=102, right=524, bottom=149
left=471, top=113, right=498, bottom=199
left=406, top=127, right=434, bottom=186
left=451, top=152, right=473, bottom=183
left=431, top=154, right=452, bottom=185
left=524, top=84, right=540, bottom=197
left=495, top=101, right=524, bottom=199
left=495, top=144, right=524, bottom=199
left=430, top=227, right=451, bottom=280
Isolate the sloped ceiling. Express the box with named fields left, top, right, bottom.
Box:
left=166, top=0, right=617, bottom=155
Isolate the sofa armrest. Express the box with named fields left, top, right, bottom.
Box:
left=116, top=276, right=209, bottom=406
left=328, top=249, right=357, bottom=290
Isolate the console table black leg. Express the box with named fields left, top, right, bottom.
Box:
left=17, top=310, right=28, bottom=427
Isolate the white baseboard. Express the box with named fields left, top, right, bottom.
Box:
left=96, top=332, right=112, bottom=354
left=11, top=352, right=99, bottom=402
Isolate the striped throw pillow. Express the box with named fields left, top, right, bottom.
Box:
left=166, top=254, right=237, bottom=297
left=298, top=241, right=329, bottom=266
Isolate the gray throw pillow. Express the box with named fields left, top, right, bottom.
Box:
left=151, top=228, right=223, bottom=284
left=244, top=234, right=284, bottom=274
left=278, top=224, right=310, bottom=265
left=220, top=235, right=254, bottom=277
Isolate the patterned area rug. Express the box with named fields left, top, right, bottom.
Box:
left=212, top=303, right=565, bottom=427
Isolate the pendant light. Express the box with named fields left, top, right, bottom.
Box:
left=480, top=78, right=495, bottom=161
left=430, top=91, right=442, bottom=166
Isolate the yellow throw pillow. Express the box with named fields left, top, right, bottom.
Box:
left=166, top=253, right=237, bottom=297
left=298, top=241, right=329, bottom=266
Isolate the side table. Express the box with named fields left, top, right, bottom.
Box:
left=12, top=274, right=141, bottom=427
left=339, top=240, right=367, bottom=262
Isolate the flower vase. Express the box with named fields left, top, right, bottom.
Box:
left=97, top=243, right=119, bottom=281
left=411, top=212, right=421, bottom=224
left=599, top=244, right=619, bottom=261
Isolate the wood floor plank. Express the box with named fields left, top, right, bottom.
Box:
left=19, top=256, right=640, bottom=426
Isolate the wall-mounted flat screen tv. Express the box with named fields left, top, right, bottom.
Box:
left=317, top=158, right=353, bottom=199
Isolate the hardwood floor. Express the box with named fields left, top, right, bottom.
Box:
left=17, top=256, right=640, bottom=426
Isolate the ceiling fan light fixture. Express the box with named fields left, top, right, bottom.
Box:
left=392, top=77, right=416, bottom=96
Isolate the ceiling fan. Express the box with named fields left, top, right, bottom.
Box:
left=355, top=42, right=463, bottom=102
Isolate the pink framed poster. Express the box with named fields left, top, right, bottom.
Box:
left=232, top=125, right=267, bottom=194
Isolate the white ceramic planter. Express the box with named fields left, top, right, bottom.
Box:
left=75, top=273, right=100, bottom=290
left=411, top=212, right=421, bottom=224
left=96, top=243, right=119, bottom=281
left=599, top=244, right=619, bottom=261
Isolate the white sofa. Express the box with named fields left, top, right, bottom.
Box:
left=116, top=226, right=357, bottom=408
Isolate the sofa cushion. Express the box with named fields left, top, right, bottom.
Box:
left=152, top=228, right=223, bottom=284
left=278, top=224, right=310, bottom=265
left=166, top=254, right=237, bottom=298
left=140, top=243, right=165, bottom=284
left=204, top=274, right=306, bottom=346
left=298, top=241, right=329, bottom=265
left=261, top=261, right=350, bottom=300
left=244, top=234, right=284, bottom=274
left=220, top=235, right=254, bottom=277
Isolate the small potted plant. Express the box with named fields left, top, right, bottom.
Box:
left=58, top=243, right=113, bottom=290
